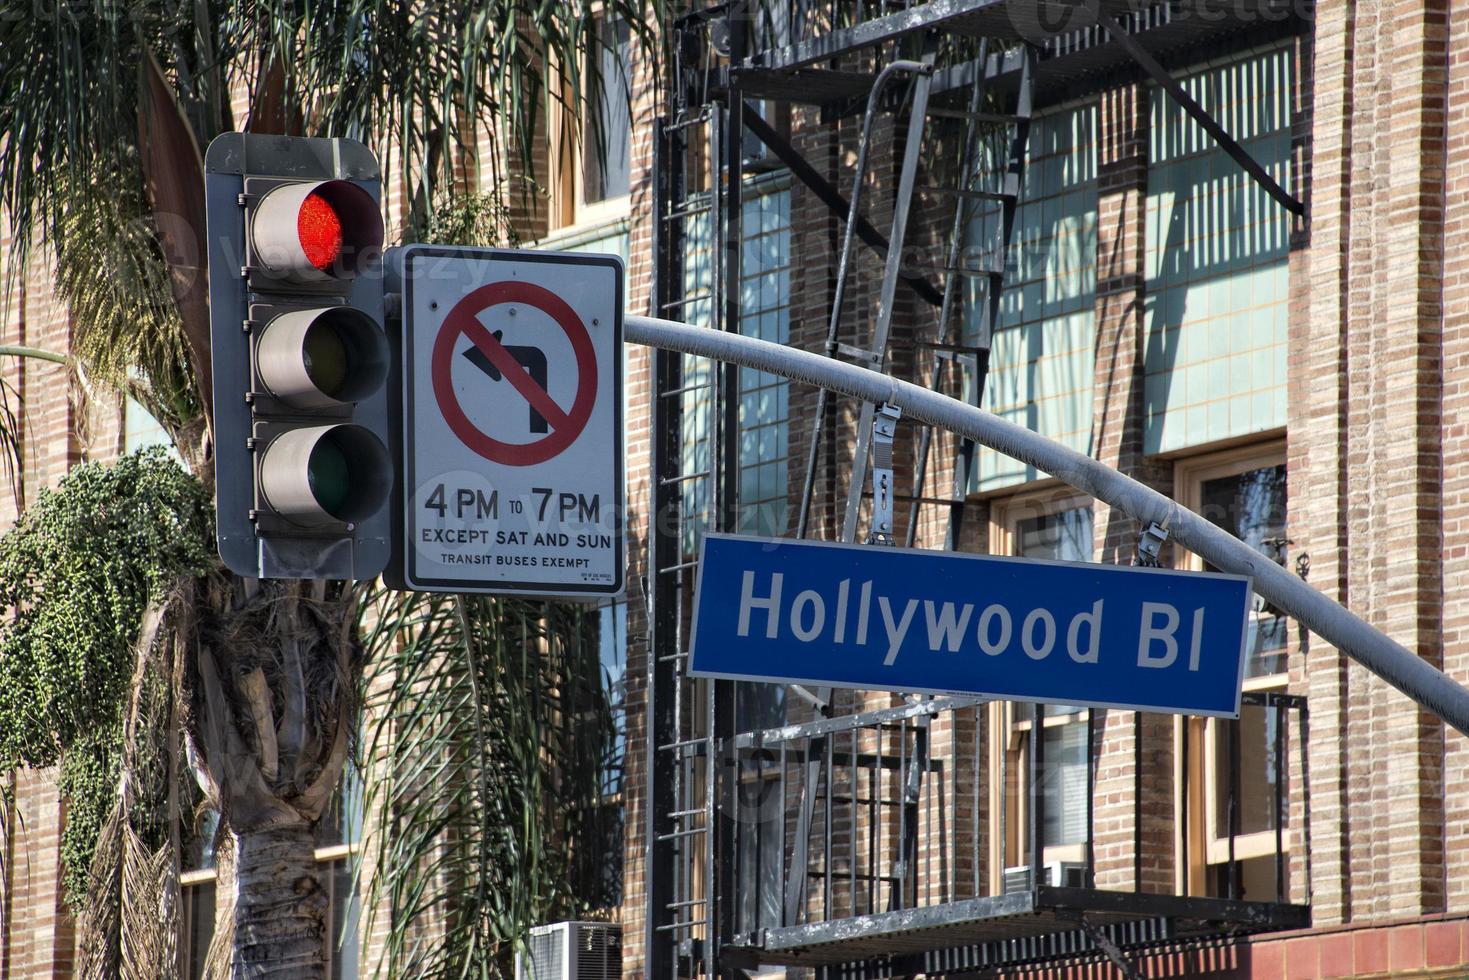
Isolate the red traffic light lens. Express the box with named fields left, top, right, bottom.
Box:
left=250, top=179, right=383, bottom=282
left=298, top=192, right=344, bottom=272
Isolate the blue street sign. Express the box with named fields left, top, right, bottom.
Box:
left=689, top=534, right=1254, bottom=717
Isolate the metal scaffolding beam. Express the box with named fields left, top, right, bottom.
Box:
left=740, top=102, right=946, bottom=308
left=1082, top=0, right=1305, bottom=216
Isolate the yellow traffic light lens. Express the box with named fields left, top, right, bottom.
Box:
left=257, top=307, right=388, bottom=409
left=302, top=320, right=350, bottom=399
left=307, top=436, right=352, bottom=518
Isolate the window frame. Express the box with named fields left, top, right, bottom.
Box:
left=547, top=9, right=633, bottom=234
left=1171, top=439, right=1292, bottom=896
left=986, top=487, right=1094, bottom=892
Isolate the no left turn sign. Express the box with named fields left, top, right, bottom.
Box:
left=387, top=245, right=624, bottom=596
left=431, top=279, right=599, bottom=466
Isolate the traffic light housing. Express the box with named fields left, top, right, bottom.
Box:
left=204, top=134, right=392, bottom=579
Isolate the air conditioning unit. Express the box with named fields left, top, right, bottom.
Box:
left=1003, top=861, right=1089, bottom=894
left=516, top=922, right=622, bottom=980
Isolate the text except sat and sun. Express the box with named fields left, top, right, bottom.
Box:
left=420, top=483, right=612, bottom=568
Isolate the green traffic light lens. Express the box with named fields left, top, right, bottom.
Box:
left=308, top=437, right=352, bottom=518
left=303, top=321, right=350, bottom=399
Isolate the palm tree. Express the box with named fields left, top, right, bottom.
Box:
left=0, top=2, right=655, bottom=975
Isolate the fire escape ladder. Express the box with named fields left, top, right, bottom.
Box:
left=905, top=42, right=1037, bottom=551
left=646, top=7, right=1312, bottom=980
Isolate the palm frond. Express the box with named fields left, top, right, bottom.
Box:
left=359, top=588, right=619, bottom=978
left=0, top=3, right=235, bottom=272
left=237, top=0, right=662, bottom=238
left=51, top=174, right=198, bottom=435
left=0, top=0, right=661, bottom=440
left=77, top=586, right=189, bottom=980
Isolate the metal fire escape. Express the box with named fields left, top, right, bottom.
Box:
left=646, top=2, right=1310, bottom=979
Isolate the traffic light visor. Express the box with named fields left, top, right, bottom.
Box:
left=251, top=179, right=384, bottom=282
left=257, top=307, right=389, bottom=409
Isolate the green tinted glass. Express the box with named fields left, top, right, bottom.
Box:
left=308, top=437, right=352, bottom=517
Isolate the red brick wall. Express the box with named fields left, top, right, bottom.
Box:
left=0, top=222, right=125, bottom=978
left=1438, top=0, right=1469, bottom=921
left=615, top=14, right=659, bottom=979
left=3, top=769, right=76, bottom=978
left=1299, top=0, right=1450, bottom=923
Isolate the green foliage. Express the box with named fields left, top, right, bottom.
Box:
left=56, top=729, right=121, bottom=913
left=56, top=172, right=200, bottom=434
left=0, top=0, right=661, bottom=443
left=0, top=448, right=214, bottom=906
left=422, top=191, right=523, bottom=249
left=360, top=591, right=621, bottom=978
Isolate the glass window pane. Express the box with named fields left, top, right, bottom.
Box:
left=735, top=770, right=784, bottom=933
left=1014, top=507, right=1093, bottom=563
left=1040, top=722, right=1088, bottom=846
left=329, top=858, right=361, bottom=979
left=125, top=397, right=174, bottom=455
left=1207, top=853, right=1285, bottom=902
left=1200, top=463, right=1287, bottom=675
left=582, top=18, right=631, bottom=204
left=599, top=600, right=628, bottom=798
left=1212, top=704, right=1285, bottom=837
left=316, top=757, right=363, bottom=848
left=736, top=683, right=786, bottom=731
left=184, top=807, right=220, bottom=871
left=181, top=881, right=216, bottom=979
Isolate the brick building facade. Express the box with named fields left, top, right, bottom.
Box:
left=5, top=1, right=1469, bottom=978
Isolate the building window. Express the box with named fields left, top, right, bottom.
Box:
left=970, top=101, right=1098, bottom=492
left=533, top=217, right=630, bottom=265
left=735, top=183, right=792, bottom=537
left=734, top=684, right=786, bottom=934
left=550, top=14, right=632, bottom=231
left=1173, top=442, right=1292, bottom=900
left=124, top=397, right=173, bottom=454
left=582, top=16, right=632, bottom=206
left=1143, top=44, right=1294, bottom=454
left=179, top=764, right=363, bottom=978
left=599, top=599, right=628, bottom=799
left=987, top=491, right=1094, bottom=890
left=679, top=175, right=793, bottom=547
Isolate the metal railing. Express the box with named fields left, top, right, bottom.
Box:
left=718, top=690, right=1308, bottom=945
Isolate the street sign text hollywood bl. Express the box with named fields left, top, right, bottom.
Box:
left=689, top=534, right=1254, bottom=717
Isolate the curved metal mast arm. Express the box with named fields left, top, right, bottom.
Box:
left=626, top=313, right=1469, bottom=738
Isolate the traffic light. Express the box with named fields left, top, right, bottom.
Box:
left=204, top=134, right=392, bottom=579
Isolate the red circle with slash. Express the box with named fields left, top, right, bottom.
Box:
left=432, top=280, right=598, bottom=465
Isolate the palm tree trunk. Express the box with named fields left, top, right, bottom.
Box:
left=229, top=821, right=327, bottom=978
